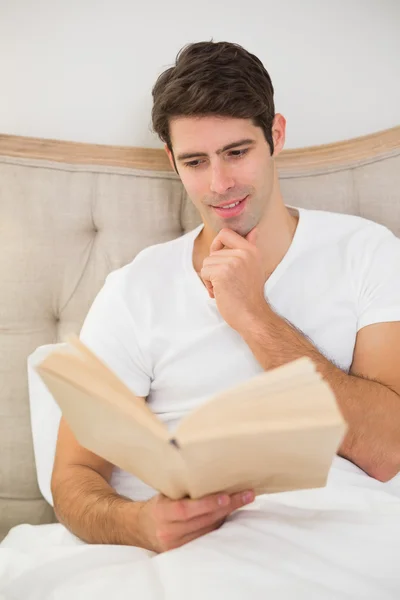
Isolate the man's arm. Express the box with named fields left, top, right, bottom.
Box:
left=200, top=227, right=400, bottom=482
left=239, top=311, right=400, bottom=482
left=51, top=417, right=146, bottom=546
left=52, top=417, right=254, bottom=551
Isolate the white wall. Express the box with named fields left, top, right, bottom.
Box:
left=0, top=0, right=399, bottom=149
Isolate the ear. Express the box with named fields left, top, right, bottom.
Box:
left=164, top=144, right=179, bottom=174
left=271, top=113, right=286, bottom=157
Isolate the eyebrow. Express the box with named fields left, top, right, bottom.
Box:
left=176, top=138, right=256, bottom=162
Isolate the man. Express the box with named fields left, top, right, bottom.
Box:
left=51, top=41, right=400, bottom=553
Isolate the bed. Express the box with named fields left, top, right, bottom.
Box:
left=0, top=128, right=400, bottom=599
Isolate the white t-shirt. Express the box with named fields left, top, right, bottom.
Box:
left=80, top=207, right=400, bottom=500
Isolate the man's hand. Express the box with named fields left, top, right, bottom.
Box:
left=200, top=228, right=268, bottom=331
left=137, top=489, right=255, bottom=553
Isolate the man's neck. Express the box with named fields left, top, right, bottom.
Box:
left=257, top=203, right=299, bottom=279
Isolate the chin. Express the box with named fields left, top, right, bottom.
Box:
left=228, top=220, right=257, bottom=237
left=236, top=225, right=254, bottom=237
left=208, top=211, right=259, bottom=237
left=212, top=224, right=249, bottom=238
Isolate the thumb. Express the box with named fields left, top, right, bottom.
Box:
left=200, top=271, right=215, bottom=298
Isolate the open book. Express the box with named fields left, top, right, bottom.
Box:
left=36, top=335, right=347, bottom=500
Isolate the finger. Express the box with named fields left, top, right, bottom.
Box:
left=200, top=265, right=217, bottom=288
left=182, top=491, right=253, bottom=533
left=169, top=489, right=254, bottom=525
left=207, top=249, right=246, bottom=260
left=167, top=492, right=232, bottom=522
left=179, top=520, right=225, bottom=547
left=168, top=509, right=227, bottom=541
left=210, top=229, right=250, bottom=252
left=160, top=490, right=255, bottom=550
left=199, top=266, right=215, bottom=297
left=209, top=236, right=225, bottom=253
left=155, top=517, right=224, bottom=553
left=229, top=489, right=255, bottom=511
left=161, top=521, right=221, bottom=551
left=204, top=279, right=214, bottom=298
left=200, top=266, right=216, bottom=286
left=200, top=262, right=241, bottom=286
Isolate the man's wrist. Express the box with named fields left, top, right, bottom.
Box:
left=235, top=302, right=272, bottom=340
left=114, top=497, right=148, bottom=547
left=93, top=491, right=146, bottom=547
left=236, top=303, right=325, bottom=373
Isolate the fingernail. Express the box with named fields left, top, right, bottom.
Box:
left=218, top=495, right=230, bottom=506
left=242, top=492, right=254, bottom=504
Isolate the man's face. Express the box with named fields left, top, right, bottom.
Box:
left=167, top=115, right=284, bottom=237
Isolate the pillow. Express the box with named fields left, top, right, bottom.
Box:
left=27, top=343, right=66, bottom=506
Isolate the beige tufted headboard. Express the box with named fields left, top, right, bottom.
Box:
left=0, top=127, right=399, bottom=540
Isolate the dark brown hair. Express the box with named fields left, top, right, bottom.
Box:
left=151, top=41, right=275, bottom=164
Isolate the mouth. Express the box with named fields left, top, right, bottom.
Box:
left=211, top=195, right=249, bottom=219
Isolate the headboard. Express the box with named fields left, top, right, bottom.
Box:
left=0, top=126, right=399, bottom=539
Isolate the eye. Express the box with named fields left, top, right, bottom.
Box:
left=183, top=148, right=249, bottom=168
left=184, top=159, right=204, bottom=168
left=228, top=149, right=249, bottom=158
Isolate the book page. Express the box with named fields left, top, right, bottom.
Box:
left=38, top=348, right=164, bottom=436
left=176, top=357, right=329, bottom=439
left=178, top=415, right=343, bottom=498
left=174, top=360, right=346, bottom=498
left=177, top=380, right=344, bottom=442
left=37, top=366, right=189, bottom=499
left=65, top=334, right=142, bottom=402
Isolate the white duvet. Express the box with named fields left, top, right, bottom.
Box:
left=1, top=457, right=400, bottom=600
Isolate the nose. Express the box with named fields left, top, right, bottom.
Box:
left=209, top=163, right=235, bottom=195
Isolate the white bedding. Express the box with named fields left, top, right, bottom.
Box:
left=1, top=457, right=399, bottom=600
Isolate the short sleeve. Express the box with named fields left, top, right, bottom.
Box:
left=356, top=226, right=400, bottom=332
left=79, top=270, right=152, bottom=398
